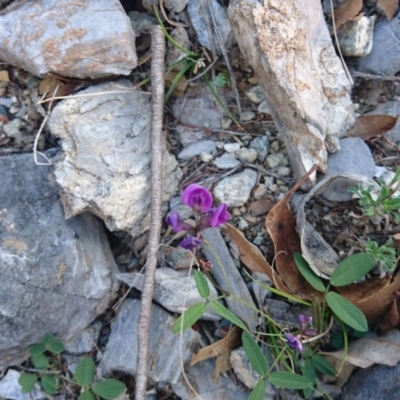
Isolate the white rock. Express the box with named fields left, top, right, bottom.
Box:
left=241, top=110, right=256, bottom=121
left=224, top=142, right=241, bottom=153
left=0, top=0, right=137, bottom=79
left=214, top=169, right=257, bottom=206
left=200, top=151, right=214, bottom=162
left=257, top=100, right=271, bottom=114
left=0, top=370, right=44, bottom=400
left=245, top=86, right=264, bottom=103
left=178, top=140, right=216, bottom=159
left=266, top=153, right=285, bottom=168
left=253, top=184, right=268, bottom=199
left=213, top=153, right=241, bottom=169
left=238, top=218, right=249, bottom=230
left=277, top=166, right=291, bottom=176
left=337, top=16, right=375, bottom=57
left=164, top=0, right=189, bottom=13
left=235, top=147, right=258, bottom=163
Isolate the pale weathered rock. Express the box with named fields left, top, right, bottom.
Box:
left=48, top=80, right=182, bottom=238
left=249, top=135, right=270, bottom=162
left=100, top=299, right=201, bottom=384
left=235, top=147, right=258, bottom=163
left=0, top=150, right=118, bottom=367
left=213, top=169, right=257, bottom=207
left=245, top=85, right=264, bottom=103
left=228, top=0, right=355, bottom=187
left=64, top=323, right=101, bottom=355
left=0, top=370, right=45, bottom=400
left=337, top=16, right=375, bottom=57
left=178, top=140, right=216, bottom=159
left=187, top=0, right=233, bottom=53
left=202, top=228, right=259, bottom=330
left=213, top=153, right=241, bottom=169
left=117, top=268, right=221, bottom=321
left=164, top=0, right=189, bottom=13
left=0, top=0, right=137, bottom=79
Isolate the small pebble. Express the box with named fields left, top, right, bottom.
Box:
left=245, top=86, right=264, bottom=104
left=200, top=152, right=213, bottom=162
left=235, top=147, right=258, bottom=163
left=177, top=140, right=216, bottom=159
left=280, top=185, right=289, bottom=193
left=253, top=236, right=263, bottom=246
left=232, top=208, right=241, bottom=216
left=238, top=218, right=249, bottom=231
left=244, top=214, right=258, bottom=224
left=249, top=136, right=270, bottom=162
left=269, top=184, right=279, bottom=193
left=270, top=140, right=281, bottom=153
left=277, top=166, right=291, bottom=176
left=266, top=153, right=284, bottom=168
left=224, top=142, right=241, bottom=153
left=213, top=153, right=241, bottom=169
left=241, top=110, right=256, bottom=121
left=222, top=117, right=232, bottom=129
left=257, top=100, right=271, bottom=114
left=253, top=184, right=268, bottom=200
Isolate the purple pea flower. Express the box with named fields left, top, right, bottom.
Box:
left=285, top=333, right=303, bottom=352
left=181, top=184, right=213, bottom=212
left=180, top=236, right=203, bottom=250
left=299, top=315, right=313, bottom=325
left=209, top=203, right=230, bottom=227
left=166, top=211, right=193, bottom=233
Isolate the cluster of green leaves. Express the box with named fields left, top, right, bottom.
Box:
left=294, top=252, right=373, bottom=333
left=18, top=334, right=126, bottom=400
left=365, top=238, right=398, bottom=275
left=348, top=167, right=400, bottom=223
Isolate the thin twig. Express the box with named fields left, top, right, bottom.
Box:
left=352, top=71, right=400, bottom=81
left=135, top=25, right=165, bottom=400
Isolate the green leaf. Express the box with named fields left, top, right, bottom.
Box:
left=302, top=360, right=316, bottom=399
left=294, top=253, right=326, bottom=292
left=242, top=332, right=267, bottom=376
left=172, top=302, right=206, bottom=333
left=248, top=379, right=266, bottom=400
left=311, top=355, right=337, bottom=376
left=48, top=340, right=65, bottom=354
left=91, top=379, right=126, bottom=400
left=330, top=253, right=375, bottom=287
left=78, top=389, right=96, bottom=400
left=27, top=343, right=46, bottom=356
left=194, top=270, right=210, bottom=298
left=208, top=299, right=247, bottom=331
left=18, top=373, right=38, bottom=393
left=325, top=292, right=368, bottom=332
left=41, top=375, right=59, bottom=395
left=268, top=371, right=311, bottom=389
left=74, top=357, right=95, bottom=387
left=40, top=333, right=57, bottom=346
left=32, top=354, right=49, bottom=370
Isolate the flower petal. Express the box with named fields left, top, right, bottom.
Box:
left=285, top=333, right=303, bottom=352
left=180, top=236, right=203, bottom=250
left=166, top=211, right=183, bottom=233
left=210, top=203, right=230, bottom=227
left=181, top=184, right=213, bottom=212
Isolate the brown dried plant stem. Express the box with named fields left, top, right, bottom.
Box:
left=135, top=25, right=165, bottom=400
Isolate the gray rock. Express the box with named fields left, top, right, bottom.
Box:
left=202, top=228, right=259, bottom=330
left=241, top=110, right=256, bottom=121
left=117, top=268, right=221, bottom=321
left=249, top=135, right=270, bottom=162
left=64, top=323, right=101, bottom=355
left=245, top=86, right=264, bottom=103
left=213, top=153, right=241, bottom=169
left=324, top=137, right=376, bottom=200
left=187, top=0, right=232, bottom=53
left=367, top=101, right=400, bottom=143
left=266, top=153, right=285, bottom=168
left=164, top=0, right=189, bottom=13
left=342, top=362, right=400, bottom=400
left=100, top=299, right=201, bottom=385
left=0, top=150, right=118, bottom=367
left=257, top=99, right=272, bottom=114
left=0, top=369, right=45, bottom=400
left=213, top=169, right=257, bottom=207
left=358, top=12, right=400, bottom=75
left=223, top=142, right=241, bottom=153
left=0, top=0, right=137, bottom=79
left=178, top=140, right=216, bottom=159
left=172, top=358, right=251, bottom=400
left=128, top=11, right=157, bottom=37
left=337, top=16, right=375, bottom=57
left=48, top=80, right=182, bottom=239
left=235, top=147, right=258, bottom=163
left=166, top=27, right=191, bottom=71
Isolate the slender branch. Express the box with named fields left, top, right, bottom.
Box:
left=135, top=24, right=165, bottom=400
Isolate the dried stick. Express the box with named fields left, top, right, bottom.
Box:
left=135, top=25, right=165, bottom=400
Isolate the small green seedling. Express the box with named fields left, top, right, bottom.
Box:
left=365, top=238, right=398, bottom=276
left=18, top=334, right=126, bottom=399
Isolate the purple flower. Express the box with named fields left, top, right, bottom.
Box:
left=209, top=203, right=230, bottom=227
left=180, top=236, right=203, bottom=250
left=181, top=184, right=213, bottom=212
left=166, top=211, right=193, bottom=233
left=285, top=333, right=303, bottom=352
left=299, top=315, right=312, bottom=325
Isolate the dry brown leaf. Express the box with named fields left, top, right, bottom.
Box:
left=332, top=0, right=363, bottom=31
left=265, top=166, right=321, bottom=300
left=0, top=70, right=10, bottom=83
left=346, top=115, right=398, bottom=140
left=378, top=299, right=400, bottom=331
left=378, top=0, right=398, bottom=21
left=191, top=326, right=241, bottom=381
left=165, top=70, right=188, bottom=96
left=249, top=194, right=277, bottom=216
left=223, top=224, right=289, bottom=294
left=39, top=77, right=79, bottom=100
left=326, top=330, right=400, bottom=368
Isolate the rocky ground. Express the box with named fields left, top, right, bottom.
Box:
left=0, top=0, right=400, bottom=399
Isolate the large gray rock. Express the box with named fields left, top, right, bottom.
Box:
left=48, top=80, right=182, bottom=239
left=358, top=12, right=400, bottom=76
left=100, top=299, right=201, bottom=385
left=0, top=150, right=118, bottom=367
left=0, top=0, right=137, bottom=79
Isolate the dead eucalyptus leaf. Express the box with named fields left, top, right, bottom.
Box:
left=378, top=299, right=400, bottom=331
left=332, top=0, right=363, bottom=31
left=326, top=330, right=400, bottom=368
left=347, top=115, right=398, bottom=140
left=39, top=77, right=79, bottom=100
left=191, top=326, right=241, bottom=381
left=377, top=0, right=398, bottom=21
left=223, top=224, right=288, bottom=291
left=249, top=194, right=277, bottom=216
